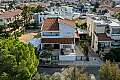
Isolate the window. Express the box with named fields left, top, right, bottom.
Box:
left=63, top=45, right=71, bottom=49
left=39, top=17, right=42, bottom=22
left=112, top=28, right=120, bottom=34
left=42, top=32, right=59, bottom=36
left=98, top=42, right=110, bottom=48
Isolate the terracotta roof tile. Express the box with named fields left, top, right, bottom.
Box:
left=0, top=9, right=22, bottom=19
left=41, top=38, right=74, bottom=44
left=42, top=18, right=75, bottom=31
left=42, top=18, right=59, bottom=31
left=96, top=33, right=112, bottom=41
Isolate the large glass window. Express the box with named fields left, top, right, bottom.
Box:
left=112, top=28, right=120, bottom=34
left=42, top=32, right=59, bottom=36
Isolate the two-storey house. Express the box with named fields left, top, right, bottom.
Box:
left=40, top=17, right=79, bottom=55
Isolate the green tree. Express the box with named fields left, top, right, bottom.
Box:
left=76, top=20, right=87, bottom=29
left=113, top=13, right=120, bottom=21
left=31, top=5, right=45, bottom=13
left=99, top=61, right=120, bottom=80
left=104, top=48, right=120, bottom=62
left=8, top=20, right=23, bottom=38
left=21, top=5, right=32, bottom=29
left=51, top=67, right=89, bottom=80
left=0, top=37, right=39, bottom=80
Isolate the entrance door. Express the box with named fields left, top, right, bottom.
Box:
left=54, top=44, right=60, bottom=49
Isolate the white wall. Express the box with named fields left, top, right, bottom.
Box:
left=59, top=55, right=76, bottom=61
left=93, top=33, right=98, bottom=52
left=59, top=23, right=75, bottom=38
left=95, top=25, right=106, bottom=33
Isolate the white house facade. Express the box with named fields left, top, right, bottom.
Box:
left=40, top=17, right=79, bottom=55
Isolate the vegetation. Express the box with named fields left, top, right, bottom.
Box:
left=32, top=67, right=89, bottom=80
left=103, top=48, right=120, bottom=62
left=79, top=34, right=91, bottom=61
left=0, top=37, right=39, bottom=80
left=76, top=20, right=87, bottom=29
left=40, top=50, right=52, bottom=59
left=21, top=5, right=32, bottom=26
left=79, top=40, right=89, bottom=61
left=32, top=73, right=51, bottom=80
left=113, top=13, right=120, bottom=21
left=90, top=2, right=100, bottom=12
left=53, top=67, right=88, bottom=80
left=99, top=61, right=120, bottom=80
left=31, top=5, right=45, bottom=13
left=8, top=20, right=23, bottom=38
left=21, top=5, right=45, bottom=30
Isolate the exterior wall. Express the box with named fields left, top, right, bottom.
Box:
left=87, top=16, right=96, bottom=37
left=42, top=32, right=60, bottom=36
left=41, top=22, right=75, bottom=38
left=59, top=23, right=74, bottom=38
left=110, top=27, right=120, bottom=40
left=93, top=33, right=98, bottom=52
left=34, top=13, right=45, bottom=24
left=0, top=18, right=5, bottom=26
left=41, top=43, right=74, bottom=50
left=60, top=44, right=75, bottom=50
left=50, top=6, right=73, bottom=15
left=59, top=55, right=76, bottom=61
left=93, top=33, right=111, bottom=52
left=95, top=25, right=106, bottom=33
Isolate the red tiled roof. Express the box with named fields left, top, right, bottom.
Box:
left=41, top=38, right=74, bottom=44
left=99, top=3, right=120, bottom=13
left=42, top=18, right=59, bottom=31
left=42, top=18, right=75, bottom=31
left=96, top=33, right=112, bottom=41
left=0, top=9, right=22, bottom=19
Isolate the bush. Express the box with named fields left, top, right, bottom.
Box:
left=103, top=48, right=120, bottom=62
left=16, top=31, right=24, bottom=37
left=40, top=50, right=52, bottom=58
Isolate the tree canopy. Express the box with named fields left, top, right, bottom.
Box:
left=0, top=37, right=39, bottom=80
left=103, top=48, right=120, bottom=62
left=99, top=61, right=120, bottom=80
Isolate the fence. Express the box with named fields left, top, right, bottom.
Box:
left=51, top=55, right=88, bottom=61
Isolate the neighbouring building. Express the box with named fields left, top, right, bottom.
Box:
left=0, top=9, right=22, bottom=33
left=87, top=15, right=120, bottom=55
left=33, top=5, right=81, bottom=25
left=73, top=3, right=93, bottom=13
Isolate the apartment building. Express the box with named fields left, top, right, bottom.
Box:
left=87, top=15, right=120, bottom=54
